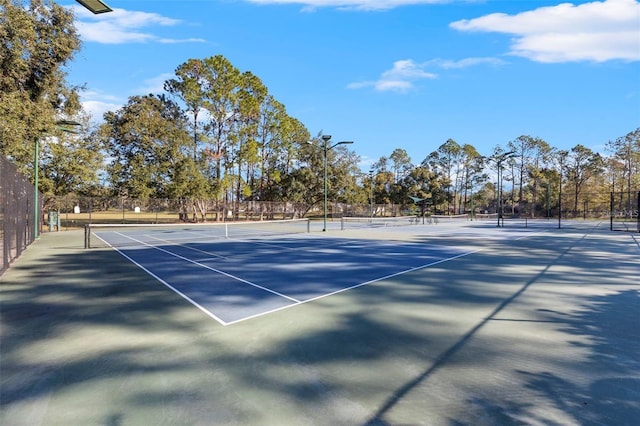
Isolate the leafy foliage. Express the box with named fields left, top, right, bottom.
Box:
left=1, top=0, right=82, bottom=171
left=101, top=95, right=192, bottom=199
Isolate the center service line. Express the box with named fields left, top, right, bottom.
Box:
left=112, top=231, right=301, bottom=303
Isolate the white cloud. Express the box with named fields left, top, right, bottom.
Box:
left=450, top=0, right=640, bottom=63
left=426, top=57, right=507, bottom=69
left=72, top=6, right=205, bottom=44
left=348, top=59, right=437, bottom=93
left=80, top=74, right=177, bottom=122
left=157, top=37, right=207, bottom=44
left=78, top=89, right=123, bottom=122
left=348, top=57, right=504, bottom=92
left=82, top=99, right=122, bottom=121
left=245, top=0, right=448, bottom=11
left=136, top=73, right=173, bottom=95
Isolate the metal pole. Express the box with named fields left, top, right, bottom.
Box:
left=369, top=169, right=374, bottom=220
left=34, top=138, right=39, bottom=239
left=497, top=162, right=501, bottom=227
left=314, top=135, right=353, bottom=232
left=491, top=151, right=516, bottom=228
left=323, top=142, right=328, bottom=232
left=610, top=191, right=614, bottom=231
left=636, top=191, right=639, bottom=233
left=558, top=155, right=564, bottom=229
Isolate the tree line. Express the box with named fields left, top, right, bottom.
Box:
left=2, top=1, right=639, bottom=220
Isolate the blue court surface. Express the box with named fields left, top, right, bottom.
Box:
left=98, top=231, right=473, bottom=325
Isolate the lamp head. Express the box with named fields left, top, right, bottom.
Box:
left=321, top=135, right=332, bottom=142
left=76, top=0, right=113, bottom=14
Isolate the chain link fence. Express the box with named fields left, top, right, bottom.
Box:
left=1, top=156, right=37, bottom=275
left=4, top=187, right=634, bottom=270
left=42, top=196, right=411, bottom=230
left=610, top=191, right=640, bottom=232
left=44, top=191, right=638, bottom=230
left=476, top=189, right=638, bottom=232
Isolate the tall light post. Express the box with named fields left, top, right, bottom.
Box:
left=34, top=120, right=81, bottom=238
left=490, top=151, right=516, bottom=227
left=312, top=135, right=353, bottom=232
left=369, top=167, right=375, bottom=219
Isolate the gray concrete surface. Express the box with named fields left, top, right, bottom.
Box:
left=1, top=224, right=639, bottom=425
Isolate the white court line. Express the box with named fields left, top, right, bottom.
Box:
left=109, top=245, right=230, bottom=326
left=144, top=233, right=229, bottom=259
left=111, top=231, right=301, bottom=303
left=223, top=248, right=482, bottom=326
left=100, top=230, right=482, bottom=327
left=98, top=225, right=555, bottom=326
left=222, top=229, right=561, bottom=326
left=141, top=231, right=342, bottom=262
left=220, top=234, right=371, bottom=261
left=132, top=230, right=331, bottom=261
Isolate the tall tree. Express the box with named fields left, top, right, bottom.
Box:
left=424, top=139, right=462, bottom=214
left=606, top=128, right=640, bottom=210
left=0, top=0, right=82, bottom=175
left=39, top=113, right=103, bottom=197
left=199, top=55, right=242, bottom=190
left=101, top=95, right=192, bottom=199
left=508, top=135, right=538, bottom=214
left=565, top=144, right=604, bottom=216
left=234, top=71, right=267, bottom=208
left=389, top=148, right=412, bottom=183
left=371, top=156, right=394, bottom=205
left=460, top=144, right=484, bottom=215
left=257, top=99, right=309, bottom=202
left=164, top=59, right=208, bottom=160
left=401, top=163, right=444, bottom=215
left=524, top=138, right=554, bottom=217
left=489, top=145, right=517, bottom=216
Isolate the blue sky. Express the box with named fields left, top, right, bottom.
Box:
left=64, top=0, right=640, bottom=168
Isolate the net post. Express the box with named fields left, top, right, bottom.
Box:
left=84, top=224, right=90, bottom=249
left=341, top=216, right=345, bottom=231
left=307, top=218, right=311, bottom=233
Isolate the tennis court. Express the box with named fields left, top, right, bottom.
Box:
left=89, top=220, right=474, bottom=325
left=2, top=218, right=639, bottom=425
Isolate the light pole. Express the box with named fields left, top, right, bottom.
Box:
left=369, top=168, right=374, bottom=219
left=314, top=135, right=353, bottom=232
left=34, top=120, right=81, bottom=238
left=490, top=151, right=516, bottom=227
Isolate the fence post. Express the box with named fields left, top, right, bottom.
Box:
left=610, top=192, right=614, bottom=231
left=637, top=191, right=640, bottom=233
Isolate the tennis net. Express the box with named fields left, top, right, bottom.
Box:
left=430, top=214, right=470, bottom=223
left=84, top=219, right=310, bottom=248
left=341, top=216, right=421, bottom=229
